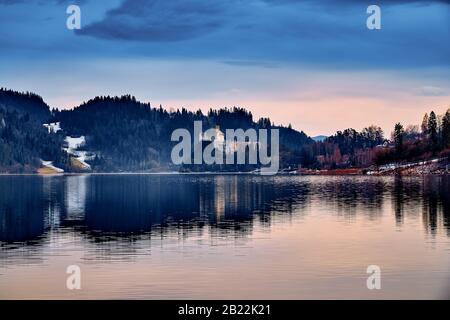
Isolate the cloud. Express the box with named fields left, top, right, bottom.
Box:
left=418, top=86, right=448, bottom=96
left=0, top=0, right=86, bottom=4
left=222, top=60, right=280, bottom=69
left=263, top=0, right=449, bottom=5
left=72, top=0, right=450, bottom=69
left=77, top=0, right=229, bottom=41
left=1, top=0, right=449, bottom=70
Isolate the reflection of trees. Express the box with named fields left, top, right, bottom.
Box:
left=0, top=176, right=45, bottom=242
left=442, top=178, right=450, bottom=237
left=80, top=175, right=311, bottom=240
left=389, top=176, right=450, bottom=237
left=390, top=177, right=422, bottom=226
left=393, top=176, right=404, bottom=225
left=421, top=176, right=450, bottom=237
left=1, top=175, right=450, bottom=249
left=310, top=177, right=386, bottom=220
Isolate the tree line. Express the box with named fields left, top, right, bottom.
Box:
left=381, top=109, right=450, bottom=165
left=0, top=88, right=449, bottom=172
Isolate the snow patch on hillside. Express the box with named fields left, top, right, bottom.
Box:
left=41, top=160, right=64, bottom=173
left=64, top=136, right=94, bottom=170
left=65, top=136, right=86, bottom=150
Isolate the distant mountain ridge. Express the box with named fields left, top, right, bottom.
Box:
left=312, top=135, right=328, bottom=142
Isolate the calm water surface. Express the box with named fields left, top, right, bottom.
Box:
left=0, top=175, right=449, bottom=299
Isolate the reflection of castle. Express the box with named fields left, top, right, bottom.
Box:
left=65, top=175, right=87, bottom=221
left=198, top=176, right=239, bottom=221
left=214, top=176, right=226, bottom=220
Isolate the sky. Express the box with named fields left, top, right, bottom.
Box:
left=0, top=0, right=449, bottom=136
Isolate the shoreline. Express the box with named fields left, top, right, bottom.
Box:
left=1, top=158, right=449, bottom=177
left=0, top=171, right=449, bottom=177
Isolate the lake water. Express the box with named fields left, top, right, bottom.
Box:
left=0, top=174, right=449, bottom=299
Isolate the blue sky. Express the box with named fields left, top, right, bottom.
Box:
left=0, top=0, right=449, bottom=135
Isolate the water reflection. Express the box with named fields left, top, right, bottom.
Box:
left=0, top=177, right=45, bottom=242
left=421, top=176, right=450, bottom=237
left=0, top=175, right=449, bottom=245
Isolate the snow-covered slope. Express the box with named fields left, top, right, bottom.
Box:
left=64, top=136, right=93, bottom=170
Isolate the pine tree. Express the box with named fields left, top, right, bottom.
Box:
left=428, top=111, right=438, bottom=152
left=394, top=123, right=404, bottom=154
left=421, top=113, right=429, bottom=137
left=442, top=109, right=450, bottom=148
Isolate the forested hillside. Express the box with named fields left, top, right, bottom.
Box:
left=0, top=109, right=67, bottom=173
left=0, top=88, right=51, bottom=122
left=54, top=95, right=312, bottom=171
left=1, top=88, right=447, bottom=173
